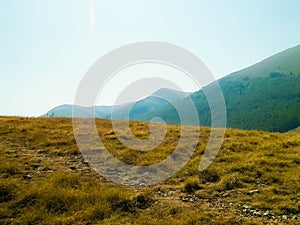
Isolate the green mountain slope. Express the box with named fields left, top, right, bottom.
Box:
left=150, top=45, right=300, bottom=132
left=111, top=88, right=190, bottom=121
left=43, top=45, right=300, bottom=132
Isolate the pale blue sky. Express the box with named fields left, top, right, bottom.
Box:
left=1, top=0, right=300, bottom=116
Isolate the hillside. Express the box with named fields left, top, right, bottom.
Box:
left=42, top=104, right=117, bottom=119
left=152, top=45, right=300, bottom=132
left=43, top=45, right=300, bottom=132
left=227, top=45, right=300, bottom=80
left=290, top=126, right=300, bottom=133
left=42, top=88, right=189, bottom=121
left=0, top=117, right=299, bottom=224
left=110, top=88, right=191, bottom=121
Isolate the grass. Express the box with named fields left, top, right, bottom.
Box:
left=0, top=117, right=299, bottom=224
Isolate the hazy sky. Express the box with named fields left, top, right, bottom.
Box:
left=1, top=0, right=300, bottom=116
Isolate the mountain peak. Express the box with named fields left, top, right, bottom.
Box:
left=151, top=88, right=191, bottom=100
left=226, top=44, right=300, bottom=80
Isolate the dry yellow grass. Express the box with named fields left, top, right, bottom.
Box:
left=0, top=117, right=299, bottom=224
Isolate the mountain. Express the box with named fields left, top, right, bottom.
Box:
left=110, top=88, right=191, bottom=121
left=43, top=45, right=300, bottom=132
left=148, top=45, right=300, bottom=132
left=42, top=104, right=112, bottom=118
left=42, top=88, right=189, bottom=120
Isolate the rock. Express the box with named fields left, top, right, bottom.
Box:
left=212, top=191, right=220, bottom=196
left=242, top=205, right=251, bottom=209
left=23, top=174, right=32, bottom=180
left=69, top=166, right=77, bottom=171
left=248, top=189, right=259, bottom=195
left=242, top=208, right=249, bottom=213
left=222, top=193, right=230, bottom=197
left=180, top=197, right=187, bottom=202
left=282, top=215, right=288, bottom=220
left=253, top=211, right=261, bottom=217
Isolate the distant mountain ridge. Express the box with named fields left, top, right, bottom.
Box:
left=43, top=45, right=300, bottom=132
left=149, top=44, right=300, bottom=132
left=43, top=104, right=112, bottom=118
left=42, top=88, right=190, bottom=120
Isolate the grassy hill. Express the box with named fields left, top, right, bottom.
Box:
left=0, top=117, right=299, bottom=224
left=152, top=45, right=300, bottom=132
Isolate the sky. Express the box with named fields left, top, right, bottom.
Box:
left=1, top=0, right=300, bottom=116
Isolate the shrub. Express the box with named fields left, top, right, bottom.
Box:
left=183, top=177, right=202, bottom=193
left=217, top=175, right=243, bottom=191
left=110, top=193, right=153, bottom=212
left=11, top=194, right=36, bottom=209
left=53, top=173, right=81, bottom=189
left=199, top=168, right=220, bottom=183
left=88, top=204, right=111, bottom=220
left=134, top=194, right=153, bottom=209
left=44, top=195, right=68, bottom=215
left=0, top=185, right=14, bottom=203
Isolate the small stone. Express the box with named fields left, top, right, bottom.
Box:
left=243, top=205, right=250, bottom=209
left=69, top=166, right=77, bottom=170
left=23, top=174, right=32, bottom=180
left=253, top=211, right=261, bottom=217
left=282, top=215, right=288, bottom=220
left=212, top=191, right=220, bottom=196
left=36, top=167, right=44, bottom=171
left=181, top=197, right=188, bottom=202
left=248, top=189, right=259, bottom=195
left=222, top=193, right=230, bottom=197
